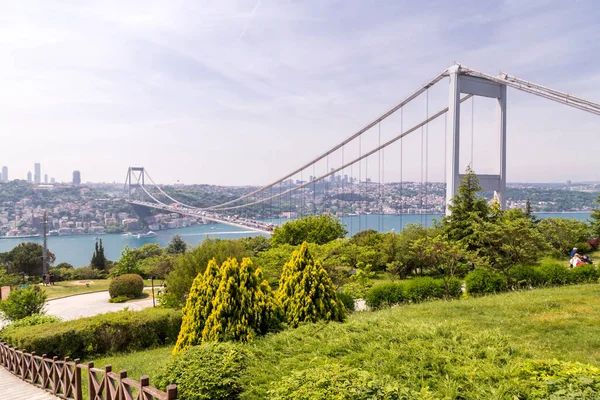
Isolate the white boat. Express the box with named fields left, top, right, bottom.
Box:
left=122, top=232, right=134, bottom=238
left=137, top=231, right=158, bottom=238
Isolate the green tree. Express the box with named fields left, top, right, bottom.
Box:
left=138, top=254, right=177, bottom=280
left=271, top=215, right=347, bottom=246
left=3, top=242, right=55, bottom=278
left=412, top=235, right=469, bottom=298
left=0, top=286, right=47, bottom=321
left=173, top=258, right=280, bottom=354
left=277, top=242, right=345, bottom=327
left=536, top=217, right=591, bottom=257
left=0, top=265, right=21, bottom=287
left=474, top=210, right=545, bottom=285
left=111, top=245, right=144, bottom=276
left=590, top=194, right=600, bottom=238
left=90, top=239, right=108, bottom=270
left=443, top=167, right=490, bottom=250
left=166, top=235, right=188, bottom=255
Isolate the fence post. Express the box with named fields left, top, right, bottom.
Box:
left=118, top=370, right=127, bottom=400
left=139, top=376, right=149, bottom=400
left=30, top=352, right=36, bottom=383
left=87, top=362, right=95, bottom=400
left=63, top=356, right=70, bottom=397
left=104, top=365, right=112, bottom=400
left=21, top=350, right=26, bottom=380
left=74, top=358, right=82, bottom=400
left=42, top=354, right=48, bottom=389
left=166, top=384, right=178, bottom=400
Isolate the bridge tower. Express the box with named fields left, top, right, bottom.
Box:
left=125, top=167, right=146, bottom=201
left=445, top=64, right=507, bottom=214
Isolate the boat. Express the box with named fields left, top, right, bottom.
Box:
left=121, top=232, right=134, bottom=238
left=137, top=231, right=158, bottom=238
left=0, top=233, right=41, bottom=239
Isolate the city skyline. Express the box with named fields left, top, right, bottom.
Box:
left=1, top=1, right=599, bottom=186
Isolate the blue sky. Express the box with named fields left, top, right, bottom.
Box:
left=1, top=0, right=599, bottom=185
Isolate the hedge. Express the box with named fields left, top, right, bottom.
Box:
left=0, top=308, right=182, bottom=358
left=465, top=269, right=507, bottom=295
left=365, top=277, right=461, bottom=309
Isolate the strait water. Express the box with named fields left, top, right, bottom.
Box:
left=0, top=213, right=591, bottom=267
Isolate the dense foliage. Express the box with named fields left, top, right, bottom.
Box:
left=90, top=239, right=108, bottom=270
left=157, top=343, right=248, bottom=400
left=108, top=273, right=144, bottom=299
left=277, top=242, right=345, bottom=327
left=0, top=242, right=55, bottom=278
left=0, top=286, right=47, bottom=321
left=271, top=215, right=347, bottom=246
left=0, top=314, right=61, bottom=331
left=0, top=308, right=182, bottom=358
left=173, top=258, right=280, bottom=353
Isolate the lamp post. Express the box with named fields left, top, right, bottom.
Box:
left=151, top=276, right=155, bottom=307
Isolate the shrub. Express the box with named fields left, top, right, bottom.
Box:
left=403, top=277, right=444, bottom=303
left=0, top=308, right=182, bottom=358
left=587, top=237, right=599, bottom=251
left=535, top=261, right=570, bottom=286
left=71, top=266, right=108, bottom=280
left=108, top=295, right=131, bottom=303
left=569, top=265, right=599, bottom=283
left=518, top=359, right=600, bottom=398
left=336, top=291, right=355, bottom=313
left=267, top=363, right=413, bottom=399
left=445, top=277, right=463, bottom=299
left=0, top=314, right=61, bottom=331
left=156, top=342, right=248, bottom=400
left=109, top=274, right=144, bottom=299
left=465, top=269, right=507, bottom=295
left=509, top=265, right=543, bottom=289
left=365, top=283, right=404, bottom=309
left=0, top=286, right=47, bottom=321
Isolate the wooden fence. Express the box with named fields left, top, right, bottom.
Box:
left=0, top=342, right=177, bottom=400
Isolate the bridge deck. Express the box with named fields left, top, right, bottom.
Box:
left=0, top=366, right=58, bottom=399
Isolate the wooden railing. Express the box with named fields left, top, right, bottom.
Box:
left=0, top=342, right=177, bottom=400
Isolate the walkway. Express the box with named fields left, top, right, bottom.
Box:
left=0, top=366, right=58, bottom=399
left=46, top=290, right=155, bottom=321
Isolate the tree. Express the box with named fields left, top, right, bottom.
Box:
left=443, top=167, right=490, bottom=251
left=536, top=217, right=591, bottom=257
left=0, top=265, right=21, bottom=287
left=90, top=239, right=108, bottom=270
left=173, top=258, right=281, bottom=354
left=271, top=215, right=347, bottom=246
left=166, top=235, right=188, bottom=255
left=474, top=210, right=545, bottom=285
left=3, top=242, right=55, bottom=278
left=277, top=242, right=345, bottom=327
left=591, top=194, right=600, bottom=238
left=138, top=254, right=177, bottom=280
left=0, top=286, right=47, bottom=321
left=412, top=235, right=469, bottom=298
left=111, top=243, right=163, bottom=277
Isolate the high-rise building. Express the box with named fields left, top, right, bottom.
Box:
left=330, top=168, right=335, bottom=183
left=51, top=177, right=55, bottom=184
left=1, top=166, right=7, bottom=182
left=27, top=171, right=32, bottom=183
left=73, top=170, right=81, bottom=185
left=34, top=163, right=41, bottom=184
left=0, top=172, right=2, bottom=182
left=44, top=174, right=48, bottom=184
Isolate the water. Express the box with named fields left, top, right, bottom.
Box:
left=0, top=213, right=591, bottom=267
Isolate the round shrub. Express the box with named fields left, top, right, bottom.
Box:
left=404, top=277, right=444, bottom=303
left=509, top=265, right=543, bottom=289
left=465, top=269, right=507, bottom=295
left=156, top=342, right=248, bottom=400
left=267, top=363, right=414, bottom=399
left=365, top=282, right=404, bottom=309
left=534, top=262, right=570, bottom=286
left=0, top=286, right=47, bottom=321
left=109, top=274, right=144, bottom=299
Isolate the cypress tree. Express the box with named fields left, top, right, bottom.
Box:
left=591, top=194, right=600, bottom=238
left=277, top=242, right=345, bottom=328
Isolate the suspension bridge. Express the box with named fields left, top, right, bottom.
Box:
left=125, top=63, right=600, bottom=234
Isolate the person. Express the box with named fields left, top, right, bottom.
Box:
left=570, top=247, right=578, bottom=259
left=570, top=253, right=585, bottom=268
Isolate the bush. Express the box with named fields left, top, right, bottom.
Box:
left=445, top=277, right=463, bottom=299
left=535, top=261, right=570, bottom=286
left=267, top=363, right=413, bottom=399
left=0, top=286, right=47, bottom=321
left=0, top=314, right=61, bottom=331
left=569, top=265, right=599, bottom=283
left=108, top=295, right=132, bottom=303
left=509, top=265, right=543, bottom=289
left=109, top=274, right=144, bottom=299
left=365, top=283, right=404, bottom=309
left=465, top=269, right=507, bottom=295
left=336, top=291, right=355, bottom=313
left=587, top=237, right=599, bottom=251
left=518, top=359, right=600, bottom=398
left=156, top=342, right=248, bottom=400
left=403, top=277, right=444, bottom=303
left=0, top=308, right=182, bottom=358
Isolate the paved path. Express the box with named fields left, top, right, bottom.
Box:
left=0, top=366, right=58, bottom=399
left=46, top=291, right=155, bottom=321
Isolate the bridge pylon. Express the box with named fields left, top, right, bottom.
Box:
left=445, top=64, right=507, bottom=214
left=125, top=167, right=146, bottom=201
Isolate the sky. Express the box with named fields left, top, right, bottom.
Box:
left=1, top=0, right=599, bottom=186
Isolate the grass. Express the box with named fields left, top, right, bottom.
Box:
left=41, top=279, right=164, bottom=299
left=86, top=283, right=600, bottom=398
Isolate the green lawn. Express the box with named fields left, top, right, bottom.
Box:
left=88, top=283, right=600, bottom=398
left=42, top=279, right=164, bottom=299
